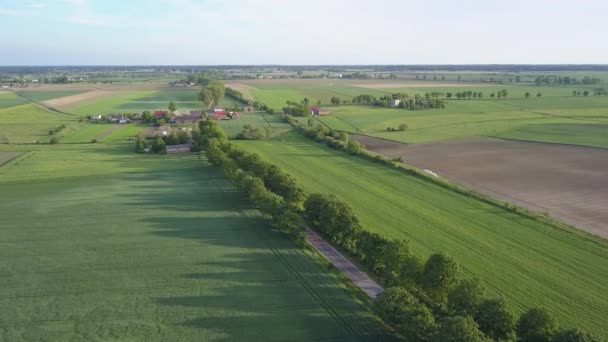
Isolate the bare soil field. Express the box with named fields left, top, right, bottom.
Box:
left=351, top=135, right=608, bottom=238
left=42, top=90, right=119, bottom=108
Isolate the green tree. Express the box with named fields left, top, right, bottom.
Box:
left=583, top=90, right=589, bottom=96
left=134, top=133, right=146, bottom=153
left=474, top=298, right=516, bottom=340
left=50, top=136, right=59, bottom=144
left=338, top=132, right=349, bottom=142
left=525, top=92, right=531, bottom=98
left=448, top=279, right=486, bottom=315
left=432, top=316, right=489, bottom=342
left=151, top=137, right=166, bottom=154
left=552, top=328, right=600, bottom=342
left=374, top=287, right=436, bottom=341
left=421, top=253, right=460, bottom=304
left=330, top=96, right=341, bottom=105
left=517, top=307, right=558, bottom=342
left=167, top=131, right=180, bottom=145
left=168, top=101, right=177, bottom=113
left=346, top=140, right=362, bottom=155
left=537, top=93, right=542, bottom=97
left=398, top=123, right=408, bottom=131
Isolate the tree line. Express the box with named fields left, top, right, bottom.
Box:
left=352, top=94, right=445, bottom=110
left=535, top=75, right=602, bottom=86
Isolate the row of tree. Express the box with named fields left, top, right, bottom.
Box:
left=535, top=75, right=602, bottom=86
left=225, top=87, right=253, bottom=105
left=198, top=119, right=307, bottom=242
left=352, top=94, right=446, bottom=110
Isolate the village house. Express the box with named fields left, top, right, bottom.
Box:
left=107, top=113, right=126, bottom=122
left=311, top=106, right=331, bottom=116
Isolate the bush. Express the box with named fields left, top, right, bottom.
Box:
left=346, top=140, right=363, bottom=155
left=151, top=137, right=166, bottom=154
left=552, top=328, right=599, bottom=342
left=398, top=123, right=408, bottom=131
left=91, top=139, right=98, bottom=143
left=49, top=136, right=59, bottom=144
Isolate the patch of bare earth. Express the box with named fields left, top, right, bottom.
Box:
left=351, top=135, right=608, bottom=239
left=42, top=90, right=118, bottom=108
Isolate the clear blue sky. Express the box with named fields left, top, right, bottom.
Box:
left=1, top=0, right=607, bottom=65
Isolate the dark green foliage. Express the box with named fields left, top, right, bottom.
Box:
left=134, top=133, right=146, bottom=153
left=374, top=287, right=436, bottom=341
left=474, top=298, right=516, bottom=340
left=236, top=124, right=269, bottom=140
left=432, top=316, right=489, bottom=342
left=49, top=136, right=59, bottom=144
left=151, top=137, right=166, bottom=154
left=448, top=279, right=486, bottom=315
left=517, top=307, right=558, bottom=342
left=225, top=87, right=252, bottom=105
left=421, top=253, right=460, bottom=304
left=398, top=123, right=408, bottom=131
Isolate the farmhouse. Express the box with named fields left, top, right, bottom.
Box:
left=154, top=110, right=167, bottom=118
left=208, top=107, right=240, bottom=120
left=107, top=113, right=126, bottom=122
left=311, top=106, right=331, bottom=116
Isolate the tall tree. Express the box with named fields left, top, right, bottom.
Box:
left=168, top=101, right=177, bottom=113
left=517, top=307, right=558, bottom=342
left=448, top=279, right=486, bottom=315
left=475, top=298, right=516, bottom=340
left=421, top=253, right=460, bottom=304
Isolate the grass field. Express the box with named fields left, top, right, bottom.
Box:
left=0, top=104, right=77, bottom=143
left=61, top=89, right=240, bottom=115
left=495, top=123, right=608, bottom=149
left=219, top=112, right=291, bottom=138
left=0, top=91, right=28, bottom=109
left=0, top=141, right=389, bottom=341
left=235, top=132, right=608, bottom=338
left=17, top=90, right=86, bottom=102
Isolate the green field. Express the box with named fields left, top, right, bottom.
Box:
left=17, top=90, right=86, bottom=102
left=0, top=91, right=28, bottom=109
left=219, top=112, right=291, bottom=138
left=496, top=123, right=608, bottom=149
left=0, top=140, right=388, bottom=341
left=62, top=89, right=240, bottom=115
left=0, top=104, right=76, bottom=143
left=240, top=79, right=608, bottom=147
left=235, top=132, right=608, bottom=338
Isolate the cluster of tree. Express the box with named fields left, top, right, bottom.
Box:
left=572, top=89, right=607, bottom=96
left=49, top=124, right=67, bottom=136
left=225, top=87, right=252, bottom=105
left=386, top=124, right=408, bottom=132
left=524, top=92, right=543, bottom=98
left=352, top=94, right=445, bottom=110
left=235, top=124, right=272, bottom=140
left=341, top=72, right=371, bottom=79
left=535, top=75, right=602, bottom=86
left=49, top=75, right=69, bottom=84
left=197, top=77, right=226, bottom=108
left=198, top=119, right=306, bottom=242
left=283, top=99, right=317, bottom=117
left=447, top=91, right=484, bottom=99
left=330, top=96, right=342, bottom=105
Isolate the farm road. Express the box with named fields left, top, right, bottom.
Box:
left=305, top=227, right=383, bottom=298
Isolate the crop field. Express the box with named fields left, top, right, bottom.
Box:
left=0, top=141, right=388, bottom=341
left=236, top=132, right=608, bottom=338
left=17, top=90, right=86, bottom=103
left=0, top=91, right=27, bottom=109
left=0, top=104, right=76, bottom=143
left=59, top=88, right=240, bottom=115
left=495, top=123, right=608, bottom=148
left=219, top=112, right=291, bottom=138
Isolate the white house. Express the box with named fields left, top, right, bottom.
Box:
left=390, top=99, right=401, bottom=107
left=89, top=114, right=103, bottom=120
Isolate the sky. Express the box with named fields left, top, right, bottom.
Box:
left=0, top=0, right=607, bottom=65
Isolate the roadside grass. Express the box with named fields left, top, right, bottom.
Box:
left=235, top=132, right=608, bottom=338
left=0, top=142, right=389, bottom=341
